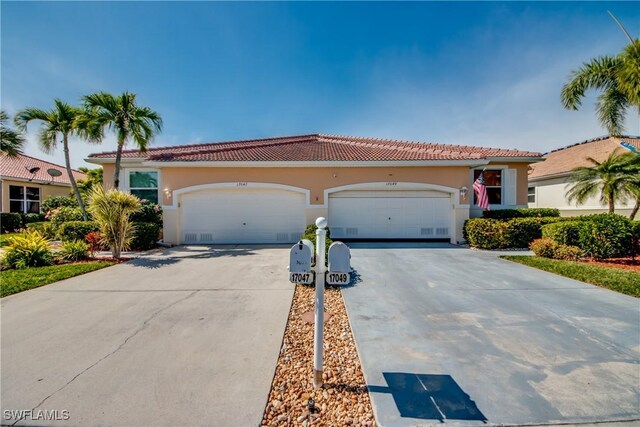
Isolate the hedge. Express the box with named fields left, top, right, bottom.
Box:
left=633, top=221, right=640, bottom=256
left=58, top=221, right=100, bottom=242
left=541, top=221, right=584, bottom=246
left=465, top=217, right=564, bottom=249
left=130, top=222, right=161, bottom=250
left=301, top=224, right=333, bottom=261
left=1, top=213, right=22, bottom=233
left=482, top=208, right=560, bottom=220
left=577, top=214, right=633, bottom=259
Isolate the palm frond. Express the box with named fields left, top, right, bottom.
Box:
left=561, top=56, right=620, bottom=110
left=596, top=87, right=629, bottom=136
left=0, top=110, right=26, bottom=157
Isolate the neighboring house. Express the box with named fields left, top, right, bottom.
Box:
left=528, top=135, right=640, bottom=217
left=0, top=153, right=87, bottom=214
left=87, top=134, right=541, bottom=244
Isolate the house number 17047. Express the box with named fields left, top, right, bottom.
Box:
left=386, top=182, right=398, bottom=186
left=237, top=182, right=248, bottom=187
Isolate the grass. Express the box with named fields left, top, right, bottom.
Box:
left=0, top=233, right=20, bottom=247
left=501, top=256, right=640, bottom=297
left=1, top=261, right=116, bottom=297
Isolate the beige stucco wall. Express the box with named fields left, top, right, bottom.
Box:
left=529, top=176, right=635, bottom=215
left=101, top=161, right=532, bottom=244
left=0, top=179, right=72, bottom=213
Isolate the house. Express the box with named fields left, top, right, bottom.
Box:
left=0, top=153, right=87, bottom=214
left=87, top=134, right=541, bottom=244
left=528, top=135, right=640, bottom=217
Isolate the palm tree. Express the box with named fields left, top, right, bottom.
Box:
left=620, top=153, right=640, bottom=219
left=565, top=150, right=638, bottom=214
left=0, top=111, right=25, bottom=157
left=80, top=92, right=162, bottom=189
left=14, top=100, right=90, bottom=220
left=561, top=38, right=639, bottom=136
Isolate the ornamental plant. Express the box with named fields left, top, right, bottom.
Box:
left=87, top=186, right=141, bottom=258
left=1, top=230, right=53, bottom=269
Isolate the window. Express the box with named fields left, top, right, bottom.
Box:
left=528, top=186, right=535, bottom=203
left=473, top=169, right=502, bottom=205
left=129, top=171, right=158, bottom=203
left=9, top=185, right=40, bottom=213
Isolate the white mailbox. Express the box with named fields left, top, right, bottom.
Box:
left=327, top=242, right=351, bottom=285
left=300, top=239, right=315, bottom=265
left=289, top=241, right=313, bottom=284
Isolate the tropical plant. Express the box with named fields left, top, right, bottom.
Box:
left=80, top=92, right=162, bottom=189
left=560, top=24, right=639, bottom=136
left=14, top=100, right=91, bottom=220
left=59, top=240, right=90, bottom=261
left=1, top=230, right=53, bottom=269
left=87, top=186, right=141, bottom=258
left=620, top=153, right=640, bottom=219
left=85, top=231, right=103, bottom=257
left=41, top=195, right=78, bottom=215
left=75, top=167, right=103, bottom=200
left=0, top=110, right=25, bottom=157
left=565, top=151, right=638, bottom=213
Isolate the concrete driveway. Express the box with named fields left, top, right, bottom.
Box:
left=1, top=246, right=293, bottom=427
left=343, top=243, right=640, bottom=427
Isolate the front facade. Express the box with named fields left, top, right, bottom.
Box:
left=528, top=136, right=640, bottom=217
left=88, top=134, right=541, bottom=244
left=0, top=153, right=86, bottom=214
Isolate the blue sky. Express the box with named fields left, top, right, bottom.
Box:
left=2, top=1, right=639, bottom=169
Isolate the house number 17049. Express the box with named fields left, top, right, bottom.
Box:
left=386, top=182, right=398, bottom=186
left=237, top=182, right=248, bottom=187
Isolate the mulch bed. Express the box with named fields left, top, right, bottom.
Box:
left=582, top=257, right=640, bottom=272
left=261, top=284, right=375, bottom=426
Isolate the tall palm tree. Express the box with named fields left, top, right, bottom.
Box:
left=14, top=100, right=89, bottom=220
left=561, top=38, right=640, bottom=136
left=565, top=150, right=638, bottom=214
left=0, top=110, right=26, bottom=157
left=81, top=92, right=162, bottom=189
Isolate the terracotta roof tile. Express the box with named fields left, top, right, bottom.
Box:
left=529, top=135, right=640, bottom=180
left=88, top=134, right=541, bottom=162
left=0, top=153, right=87, bottom=185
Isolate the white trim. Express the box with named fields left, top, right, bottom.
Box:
left=0, top=176, right=72, bottom=187
left=121, top=168, right=161, bottom=204
left=167, top=182, right=312, bottom=209
left=469, top=166, right=511, bottom=209
left=140, top=160, right=490, bottom=168
left=85, top=158, right=145, bottom=166
left=486, top=156, right=543, bottom=163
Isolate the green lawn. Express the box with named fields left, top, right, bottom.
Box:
left=0, top=233, right=20, bottom=247
left=501, top=256, right=640, bottom=297
left=1, top=261, right=116, bottom=297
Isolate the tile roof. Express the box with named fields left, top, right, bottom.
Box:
left=0, top=153, right=87, bottom=185
left=88, top=134, right=541, bottom=162
left=529, top=135, right=640, bottom=180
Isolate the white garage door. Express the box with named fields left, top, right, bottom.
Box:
left=180, top=187, right=306, bottom=244
left=329, top=190, right=451, bottom=239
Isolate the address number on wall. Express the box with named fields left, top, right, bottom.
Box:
left=386, top=182, right=398, bottom=186
left=237, top=182, right=248, bottom=187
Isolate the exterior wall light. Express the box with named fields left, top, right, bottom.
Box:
left=460, top=186, right=468, bottom=200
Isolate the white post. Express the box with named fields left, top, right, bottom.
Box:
left=313, top=217, right=327, bottom=389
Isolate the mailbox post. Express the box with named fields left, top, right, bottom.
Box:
left=313, top=217, right=328, bottom=389
left=287, top=217, right=351, bottom=390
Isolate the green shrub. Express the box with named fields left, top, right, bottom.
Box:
left=632, top=221, right=640, bottom=256
left=41, top=195, right=78, bottom=214
left=1, top=230, right=53, bottom=269
left=464, top=218, right=507, bottom=249
left=503, top=218, right=549, bottom=248
left=50, top=206, right=85, bottom=229
left=26, top=222, right=57, bottom=239
left=1, top=212, right=23, bottom=233
left=541, top=221, right=584, bottom=246
left=530, top=238, right=559, bottom=258
left=553, top=245, right=582, bottom=261
left=130, top=222, right=160, bottom=250
left=482, top=208, right=560, bottom=220
left=22, top=213, right=45, bottom=224
left=578, top=214, right=633, bottom=259
left=129, top=199, right=162, bottom=225
left=58, top=221, right=100, bottom=242
left=301, top=224, right=333, bottom=260
left=60, top=240, right=90, bottom=261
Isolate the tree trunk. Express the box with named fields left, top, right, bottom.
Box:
left=112, top=245, right=120, bottom=259
left=63, top=134, right=88, bottom=221
left=113, top=139, right=124, bottom=189
left=608, top=193, right=615, bottom=213
left=630, top=198, right=639, bottom=220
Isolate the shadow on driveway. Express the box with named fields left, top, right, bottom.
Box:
left=127, top=245, right=260, bottom=269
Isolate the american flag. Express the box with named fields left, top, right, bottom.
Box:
left=473, top=172, right=490, bottom=210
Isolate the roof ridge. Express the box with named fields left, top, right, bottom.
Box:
left=88, top=134, right=321, bottom=158
left=0, top=152, right=86, bottom=176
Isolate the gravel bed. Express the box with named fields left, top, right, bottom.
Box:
left=261, top=284, right=375, bottom=426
